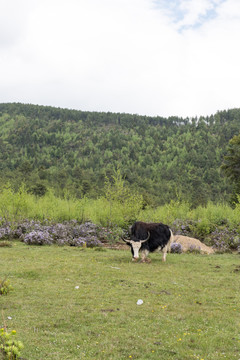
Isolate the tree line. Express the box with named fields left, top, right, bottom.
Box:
left=0, top=102, right=240, bottom=207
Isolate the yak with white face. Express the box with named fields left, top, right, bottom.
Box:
left=122, top=221, right=174, bottom=262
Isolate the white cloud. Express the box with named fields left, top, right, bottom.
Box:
left=178, top=0, right=218, bottom=28
left=155, top=0, right=226, bottom=30
left=0, top=0, right=240, bottom=117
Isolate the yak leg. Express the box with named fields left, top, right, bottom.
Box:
left=162, top=245, right=168, bottom=262
left=140, top=249, right=150, bottom=263
left=162, top=231, right=174, bottom=262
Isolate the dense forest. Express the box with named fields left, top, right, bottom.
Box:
left=0, top=102, right=240, bottom=207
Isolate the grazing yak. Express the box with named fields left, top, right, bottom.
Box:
left=122, top=221, right=174, bottom=262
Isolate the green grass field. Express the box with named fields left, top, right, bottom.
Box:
left=1, top=243, right=240, bottom=360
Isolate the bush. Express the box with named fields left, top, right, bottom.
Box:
left=0, top=328, right=24, bottom=359
left=191, top=219, right=215, bottom=240
left=170, top=242, right=182, bottom=254
left=171, top=219, right=197, bottom=237
left=209, top=227, right=240, bottom=252
left=16, top=221, right=104, bottom=248
left=0, top=279, right=13, bottom=296
left=0, top=225, right=12, bottom=240
left=69, top=236, right=102, bottom=248
left=21, top=230, right=53, bottom=245
left=187, top=244, right=201, bottom=254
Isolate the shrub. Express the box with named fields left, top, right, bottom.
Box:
left=187, top=244, right=201, bottom=254
left=0, top=226, right=12, bottom=240
left=171, top=219, right=197, bottom=237
left=209, top=227, right=240, bottom=252
left=170, top=242, right=182, bottom=254
left=192, top=219, right=215, bottom=240
left=0, top=279, right=13, bottom=296
left=68, top=237, right=86, bottom=247
left=172, top=218, right=215, bottom=240
left=0, top=328, right=24, bottom=360
left=16, top=221, right=104, bottom=248
left=21, top=230, right=53, bottom=245
left=68, top=236, right=102, bottom=248
left=85, top=237, right=103, bottom=248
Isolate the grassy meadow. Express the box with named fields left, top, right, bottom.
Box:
left=1, top=242, right=240, bottom=360
left=0, top=184, right=240, bottom=359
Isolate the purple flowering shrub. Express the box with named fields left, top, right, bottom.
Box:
left=0, top=224, right=12, bottom=239
left=0, top=217, right=239, bottom=252
left=209, top=227, right=240, bottom=253
left=68, top=236, right=102, bottom=248
left=22, top=230, right=53, bottom=245
left=170, top=242, right=182, bottom=254
left=84, top=237, right=103, bottom=248
left=187, top=244, right=201, bottom=254
left=68, top=237, right=86, bottom=247
left=171, top=219, right=197, bottom=238
left=0, top=219, right=104, bottom=247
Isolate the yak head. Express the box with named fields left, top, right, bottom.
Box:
left=122, top=232, right=150, bottom=260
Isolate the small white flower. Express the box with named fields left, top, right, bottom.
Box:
left=137, top=299, right=143, bottom=305
left=75, top=286, right=79, bottom=289
left=7, top=316, right=12, bottom=320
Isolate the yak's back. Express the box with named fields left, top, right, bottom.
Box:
left=131, top=221, right=171, bottom=246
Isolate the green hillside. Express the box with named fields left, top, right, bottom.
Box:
left=0, top=102, right=240, bottom=206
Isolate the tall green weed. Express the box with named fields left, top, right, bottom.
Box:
left=0, top=184, right=32, bottom=222
left=85, top=170, right=144, bottom=226
left=139, top=200, right=191, bottom=224
left=0, top=183, right=240, bottom=235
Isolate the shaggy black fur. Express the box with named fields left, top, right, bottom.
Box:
left=130, top=221, right=172, bottom=253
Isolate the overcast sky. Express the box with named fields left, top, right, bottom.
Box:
left=1, top=0, right=240, bottom=118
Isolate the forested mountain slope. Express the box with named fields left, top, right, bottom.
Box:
left=0, top=103, right=240, bottom=206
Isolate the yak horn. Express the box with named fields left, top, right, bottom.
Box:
left=121, top=236, right=131, bottom=243
left=139, top=231, right=150, bottom=243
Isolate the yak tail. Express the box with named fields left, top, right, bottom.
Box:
left=168, top=229, right=174, bottom=253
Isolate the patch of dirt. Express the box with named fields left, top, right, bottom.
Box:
left=173, top=235, right=215, bottom=254
left=104, top=242, right=129, bottom=250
